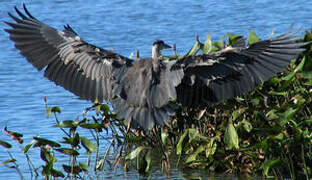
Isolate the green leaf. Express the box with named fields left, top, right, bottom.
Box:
left=42, top=163, right=53, bottom=176
left=62, top=164, right=82, bottom=174
left=304, top=79, right=312, bottom=86
left=23, top=139, right=36, bottom=153
left=63, top=133, right=80, bottom=147
left=185, top=36, right=201, bottom=56
left=0, top=140, right=12, bottom=149
left=269, top=133, right=284, bottom=141
left=125, top=136, right=144, bottom=143
left=268, top=90, right=288, bottom=96
left=4, top=128, right=23, bottom=138
left=224, top=121, right=239, bottom=150
left=303, top=55, right=312, bottom=73
left=185, top=144, right=205, bottom=164
left=251, top=98, right=260, bottom=106
left=72, top=133, right=80, bottom=147
left=284, top=108, right=297, bottom=120
left=248, top=29, right=260, bottom=45
left=79, top=162, right=89, bottom=172
left=4, top=127, right=23, bottom=144
left=231, top=108, right=247, bottom=121
left=51, top=106, right=61, bottom=113
left=201, top=33, right=212, bottom=54
left=46, top=106, right=61, bottom=118
left=55, top=148, right=79, bottom=156
left=51, top=169, right=65, bottom=178
left=100, top=104, right=111, bottom=113
left=79, top=123, right=102, bottom=129
left=34, top=137, right=61, bottom=147
left=40, top=147, right=57, bottom=163
left=176, top=129, right=196, bottom=155
left=54, top=120, right=78, bottom=128
left=227, top=33, right=243, bottom=46
left=80, top=137, right=97, bottom=153
left=96, top=158, right=105, bottom=171
left=145, top=149, right=152, bottom=172
left=212, top=34, right=227, bottom=51
left=282, top=56, right=306, bottom=81
left=205, top=138, right=217, bottom=158
left=125, top=146, right=147, bottom=160
left=161, top=130, right=168, bottom=145
left=189, top=131, right=209, bottom=143
left=241, top=119, right=253, bottom=133
left=260, top=159, right=280, bottom=177
left=279, top=108, right=297, bottom=126
left=266, top=110, right=279, bottom=120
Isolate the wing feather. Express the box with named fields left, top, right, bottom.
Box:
left=5, top=5, right=133, bottom=103
left=175, top=29, right=306, bottom=107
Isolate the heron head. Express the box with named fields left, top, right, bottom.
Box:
left=152, top=40, right=171, bottom=60
left=153, top=40, right=171, bottom=50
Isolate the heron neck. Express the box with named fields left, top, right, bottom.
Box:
left=152, top=45, right=160, bottom=60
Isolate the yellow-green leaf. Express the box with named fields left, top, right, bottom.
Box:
left=145, top=149, right=152, bottom=172
left=55, top=148, right=79, bottom=156
left=54, top=120, right=78, bottom=128
left=282, top=56, right=306, bottom=81
left=80, top=137, right=97, bottom=153
left=185, top=144, right=205, bottom=164
left=185, top=36, right=201, bottom=56
left=260, top=159, right=280, bottom=177
left=248, top=29, right=260, bottom=45
left=34, top=137, right=61, bottom=147
left=23, top=139, right=36, bottom=153
left=224, top=122, right=239, bottom=150
left=201, top=33, right=212, bottom=54
left=79, top=162, right=89, bottom=172
left=125, top=146, right=146, bottom=160
left=62, top=164, right=82, bottom=174
left=176, top=129, right=196, bottom=155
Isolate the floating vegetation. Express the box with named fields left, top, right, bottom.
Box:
left=1, top=29, right=312, bottom=179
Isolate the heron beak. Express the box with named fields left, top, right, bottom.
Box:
left=163, top=43, right=172, bottom=50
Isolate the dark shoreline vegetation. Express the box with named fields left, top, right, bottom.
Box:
left=1, top=29, right=312, bottom=179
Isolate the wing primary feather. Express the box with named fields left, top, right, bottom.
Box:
left=14, top=6, right=28, bottom=20
left=23, top=4, right=37, bottom=20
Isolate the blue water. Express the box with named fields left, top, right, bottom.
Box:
left=1, top=0, right=312, bottom=179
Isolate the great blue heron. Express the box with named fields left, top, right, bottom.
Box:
left=5, top=5, right=307, bottom=130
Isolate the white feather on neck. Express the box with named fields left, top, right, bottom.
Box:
left=152, top=44, right=159, bottom=60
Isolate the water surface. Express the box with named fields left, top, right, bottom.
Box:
left=1, top=0, right=312, bottom=179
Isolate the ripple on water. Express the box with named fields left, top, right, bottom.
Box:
left=1, top=0, right=312, bottom=179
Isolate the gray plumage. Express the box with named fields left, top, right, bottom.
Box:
left=5, top=5, right=307, bottom=130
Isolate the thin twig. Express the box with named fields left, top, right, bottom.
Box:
left=25, top=153, right=38, bottom=178
left=100, top=139, right=114, bottom=171
left=93, top=130, right=100, bottom=172
left=7, top=151, right=24, bottom=180
left=53, top=112, right=71, bottom=137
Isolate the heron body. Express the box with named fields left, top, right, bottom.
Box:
left=5, top=5, right=307, bottom=130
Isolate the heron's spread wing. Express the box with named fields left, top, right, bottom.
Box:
left=174, top=31, right=306, bottom=107
left=5, top=5, right=132, bottom=102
